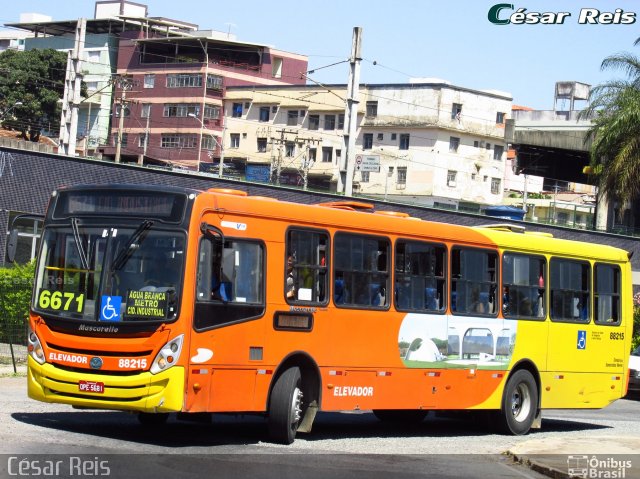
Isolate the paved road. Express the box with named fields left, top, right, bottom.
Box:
left=0, top=375, right=638, bottom=478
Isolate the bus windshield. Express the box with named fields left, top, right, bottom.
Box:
left=33, top=223, right=185, bottom=323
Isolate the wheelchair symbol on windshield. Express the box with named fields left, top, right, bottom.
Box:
left=100, top=296, right=122, bottom=322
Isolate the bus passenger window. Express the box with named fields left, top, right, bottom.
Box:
left=194, top=236, right=265, bottom=330
left=395, top=240, right=446, bottom=313
left=450, top=247, right=497, bottom=316
left=549, top=258, right=590, bottom=323
left=285, top=229, right=329, bottom=304
left=333, top=233, right=390, bottom=309
left=594, top=263, right=621, bottom=324
left=502, top=253, right=546, bottom=320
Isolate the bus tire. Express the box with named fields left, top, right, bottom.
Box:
left=499, top=369, right=538, bottom=435
left=138, top=412, right=169, bottom=426
left=373, top=409, right=428, bottom=423
left=268, top=366, right=304, bottom=444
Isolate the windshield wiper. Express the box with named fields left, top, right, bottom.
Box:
left=71, top=217, right=90, bottom=271
left=110, top=220, right=154, bottom=271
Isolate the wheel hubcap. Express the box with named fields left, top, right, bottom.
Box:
left=511, top=383, right=531, bottom=422
left=291, top=387, right=303, bottom=425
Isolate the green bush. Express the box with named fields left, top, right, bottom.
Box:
left=0, top=262, right=35, bottom=343
left=632, top=306, right=640, bottom=351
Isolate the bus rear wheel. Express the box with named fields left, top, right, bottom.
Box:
left=499, top=369, right=538, bottom=435
left=373, top=409, right=428, bottom=423
left=268, top=366, right=304, bottom=444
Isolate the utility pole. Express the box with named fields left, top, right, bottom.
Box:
left=340, top=27, right=362, bottom=196
left=217, top=113, right=226, bottom=177
left=271, top=128, right=297, bottom=185
left=114, top=76, right=132, bottom=164
left=59, top=18, right=86, bottom=156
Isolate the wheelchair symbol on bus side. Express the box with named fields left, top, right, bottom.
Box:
left=577, top=330, right=586, bottom=350
left=100, top=296, right=122, bottom=322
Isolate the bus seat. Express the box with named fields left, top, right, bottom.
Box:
left=425, top=287, right=437, bottom=310
left=479, top=292, right=490, bottom=312
left=334, top=279, right=347, bottom=304
left=219, top=281, right=232, bottom=301
left=395, top=284, right=410, bottom=309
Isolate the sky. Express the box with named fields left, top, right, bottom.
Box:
left=1, top=0, right=639, bottom=110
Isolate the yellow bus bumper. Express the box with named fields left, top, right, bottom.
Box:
left=27, top=356, right=185, bottom=413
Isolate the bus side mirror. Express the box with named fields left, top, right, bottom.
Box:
left=6, top=229, right=19, bottom=263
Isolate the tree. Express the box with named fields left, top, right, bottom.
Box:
left=582, top=44, right=640, bottom=208
left=0, top=48, right=85, bottom=142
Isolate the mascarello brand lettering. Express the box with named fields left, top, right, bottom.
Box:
left=488, top=4, right=636, bottom=25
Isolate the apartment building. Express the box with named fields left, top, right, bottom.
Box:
left=224, top=80, right=512, bottom=204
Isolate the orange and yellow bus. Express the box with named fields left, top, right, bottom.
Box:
left=18, top=184, right=633, bottom=443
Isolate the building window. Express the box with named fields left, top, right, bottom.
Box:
left=474, top=140, right=479, bottom=148
left=322, top=147, right=332, bottom=163
left=230, top=133, right=240, bottom=148
left=391, top=133, right=397, bottom=140
left=287, top=110, right=299, bottom=126
left=115, top=104, right=130, bottom=117
left=449, top=136, right=460, bottom=152
left=336, top=149, right=342, bottom=165
left=399, top=134, right=410, bottom=150
left=201, top=136, right=219, bottom=150
left=166, top=73, right=202, bottom=88
left=308, top=114, right=320, bottom=130
left=491, top=177, right=501, bottom=194
left=452, top=103, right=462, bottom=120
left=361, top=171, right=370, bottom=183
left=496, top=112, right=506, bottom=124
left=141, top=103, right=151, bottom=118
left=447, top=170, right=457, bottom=187
left=204, top=105, right=220, bottom=119
left=232, top=103, right=243, bottom=118
left=486, top=143, right=491, bottom=150
left=324, top=114, right=336, bottom=130
left=397, top=166, right=407, bottom=185
left=144, top=74, right=155, bottom=88
left=259, top=106, right=270, bottom=122
left=363, top=133, right=373, bottom=150
left=161, top=134, right=198, bottom=148
left=285, top=141, right=295, bottom=157
left=366, top=101, right=378, bottom=117
left=163, top=104, right=200, bottom=118
left=377, top=133, right=384, bottom=141
left=206, top=74, right=223, bottom=90
left=272, top=57, right=283, bottom=78
left=138, top=133, right=148, bottom=148
left=257, top=138, right=267, bottom=152
left=493, top=145, right=504, bottom=161
left=338, top=114, right=344, bottom=130
left=308, top=148, right=317, bottom=162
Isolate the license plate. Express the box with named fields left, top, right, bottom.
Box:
left=79, top=380, right=104, bottom=394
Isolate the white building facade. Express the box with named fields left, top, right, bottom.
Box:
left=224, top=80, right=512, bottom=206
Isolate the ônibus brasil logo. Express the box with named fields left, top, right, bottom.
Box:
left=488, top=4, right=636, bottom=25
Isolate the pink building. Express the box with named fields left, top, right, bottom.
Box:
left=100, top=29, right=307, bottom=171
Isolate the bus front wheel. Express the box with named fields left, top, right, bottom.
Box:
left=268, top=366, right=304, bottom=444
left=499, top=369, right=538, bottom=435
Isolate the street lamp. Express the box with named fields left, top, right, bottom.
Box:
left=1, top=101, right=22, bottom=120
left=188, top=112, right=224, bottom=177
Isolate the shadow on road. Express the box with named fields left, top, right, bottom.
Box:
left=10, top=409, right=611, bottom=447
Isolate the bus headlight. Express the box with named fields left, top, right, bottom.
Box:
left=27, top=328, right=45, bottom=365
left=150, top=334, right=184, bottom=375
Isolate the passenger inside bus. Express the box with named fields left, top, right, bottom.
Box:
left=286, top=255, right=296, bottom=299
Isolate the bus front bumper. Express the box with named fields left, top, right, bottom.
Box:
left=27, top=356, right=185, bottom=413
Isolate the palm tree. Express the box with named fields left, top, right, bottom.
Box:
left=582, top=46, right=640, bottom=209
